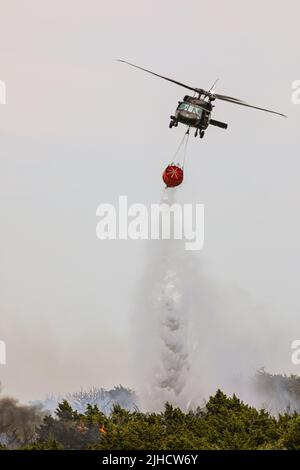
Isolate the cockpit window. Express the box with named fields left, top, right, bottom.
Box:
left=178, top=102, right=203, bottom=117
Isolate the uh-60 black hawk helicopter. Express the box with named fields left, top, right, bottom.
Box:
left=118, top=60, right=287, bottom=139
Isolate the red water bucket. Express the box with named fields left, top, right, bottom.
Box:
left=162, top=165, right=184, bottom=187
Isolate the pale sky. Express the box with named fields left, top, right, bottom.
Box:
left=0, top=0, right=299, bottom=401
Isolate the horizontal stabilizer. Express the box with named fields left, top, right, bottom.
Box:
left=210, top=119, right=228, bottom=129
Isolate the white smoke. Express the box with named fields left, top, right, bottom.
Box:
left=133, top=189, right=290, bottom=412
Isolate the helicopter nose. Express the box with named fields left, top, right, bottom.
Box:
left=179, top=110, right=198, bottom=124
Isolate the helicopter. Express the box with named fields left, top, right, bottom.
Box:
left=118, top=60, right=287, bottom=139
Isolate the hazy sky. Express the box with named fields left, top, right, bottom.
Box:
left=0, top=0, right=299, bottom=401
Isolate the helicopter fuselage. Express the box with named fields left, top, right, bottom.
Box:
left=169, top=95, right=228, bottom=137
left=176, top=96, right=211, bottom=128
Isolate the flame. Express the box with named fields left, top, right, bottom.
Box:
left=99, top=425, right=106, bottom=435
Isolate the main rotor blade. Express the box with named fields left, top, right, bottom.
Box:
left=214, top=93, right=287, bottom=117
left=117, top=59, right=198, bottom=93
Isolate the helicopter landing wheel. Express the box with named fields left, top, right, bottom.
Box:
left=169, top=121, right=174, bottom=129
left=194, top=129, right=198, bottom=137
left=200, top=130, right=205, bottom=139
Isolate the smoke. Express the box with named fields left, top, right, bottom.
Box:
left=32, top=386, right=137, bottom=415
left=133, top=189, right=290, bottom=412
left=253, top=370, right=300, bottom=415
left=0, top=384, right=44, bottom=448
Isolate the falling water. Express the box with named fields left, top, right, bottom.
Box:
left=133, top=189, right=194, bottom=410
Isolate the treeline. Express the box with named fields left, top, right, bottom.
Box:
left=2, top=389, right=300, bottom=450
left=2, top=371, right=300, bottom=450
left=254, top=369, right=300, bottom=413
left=32, top=385, right=137, bottom=415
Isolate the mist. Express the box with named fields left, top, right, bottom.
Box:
left=0, top=0, right=299, bottom=403
left=133, top=189, right=291, bottom=411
